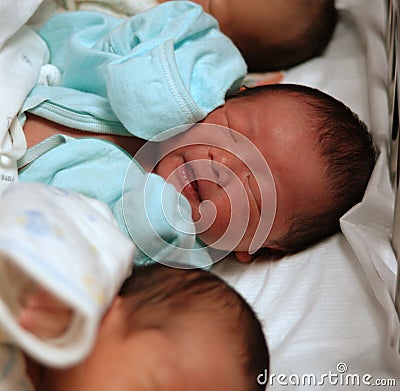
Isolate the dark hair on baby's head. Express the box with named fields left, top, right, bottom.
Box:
left=230, top=83, right=376, bottom=255
left=282, top=84, right=375, bottom=254
left=119, top=263, right=269, bottom=391
left=244, top=0, right=337, bottom=71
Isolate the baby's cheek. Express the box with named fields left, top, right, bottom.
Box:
left=195, top=196, right=231, bottom=244
left=182, top=0, right=211, bottom=13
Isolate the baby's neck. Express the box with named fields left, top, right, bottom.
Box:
left=23, top=113, right=146, bottom=158
left=25, top=355, right=66, bottom=391
left=25, top=355, right=45, bottom=390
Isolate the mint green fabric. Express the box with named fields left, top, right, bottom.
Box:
left=23, top=1, right=246, bottom=138
left=19, top=137, right=212, bottom=268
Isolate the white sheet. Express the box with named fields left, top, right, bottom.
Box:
left=3, top=0, right=400, bottom=389
left=214, top=0, right=400, bottom=389
left=0, top=0, right=43, bottom=50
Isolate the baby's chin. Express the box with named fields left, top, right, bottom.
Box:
left=196, top=226, right=251, bottom=254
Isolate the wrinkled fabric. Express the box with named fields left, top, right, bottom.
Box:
left=0, top=182, right=135, bottom=387
left=19, top=137, right=213, bottom=268
left=23, top=1, right=246, bottom=138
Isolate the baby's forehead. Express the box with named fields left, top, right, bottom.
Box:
left=216, top=0, right=301, bottom=24
left=230, top=89, right=316, bottom=125
left=219, top=0, right=307, bottom=39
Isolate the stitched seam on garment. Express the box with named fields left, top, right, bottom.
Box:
left=158, top=40, right=204, bottom=123
left=17, top=134, right=69, bottom=169
left=27, top=103, right=131, bottom=136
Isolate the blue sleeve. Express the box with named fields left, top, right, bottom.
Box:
left=19, top=136, right=212, bottom=269
left=38, top=1, right=247, bottom=139
left=114, top=170, right=213, bottom=269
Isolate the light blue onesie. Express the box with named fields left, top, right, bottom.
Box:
left=19, top=1, right=247, bottom=268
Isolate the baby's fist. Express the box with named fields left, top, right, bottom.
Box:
left=18, top=288, right=73, bottom=340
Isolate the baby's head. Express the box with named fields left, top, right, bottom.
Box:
left=160, top=0, right=337, bottom=71
left=155, top=84, right=376, bottom=261
left=45, top=264, right=269, bottom=390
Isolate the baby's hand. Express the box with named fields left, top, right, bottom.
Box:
left=234, top=251, right=254, bottom=263
left=18, top=288, right=73, bottom=340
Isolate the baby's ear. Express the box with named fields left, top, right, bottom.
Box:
left=234, top=251, right=254, bottom=263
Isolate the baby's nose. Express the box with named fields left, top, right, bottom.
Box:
left=210, top=148, right=244, bottom=187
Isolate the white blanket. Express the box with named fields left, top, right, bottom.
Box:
left=0, top=1, right=399, bottom=390
left=214, top=1, right=400, bottom=389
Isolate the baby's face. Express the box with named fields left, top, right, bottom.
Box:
left=46, top=298, right=245, bottom=391
left=155, top=93, right=329, bottom=255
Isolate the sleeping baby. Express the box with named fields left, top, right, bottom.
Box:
left=21, top=83, right=376, bottom=265
left=36, top=263, right=269, bottom=391
left=159, top=0, right=338, bottom=71
left=18, top=1, right=375, bottom=267
left=0, top=187, right=268, bottom=390
left=56, top=0, right=338, bottom=71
